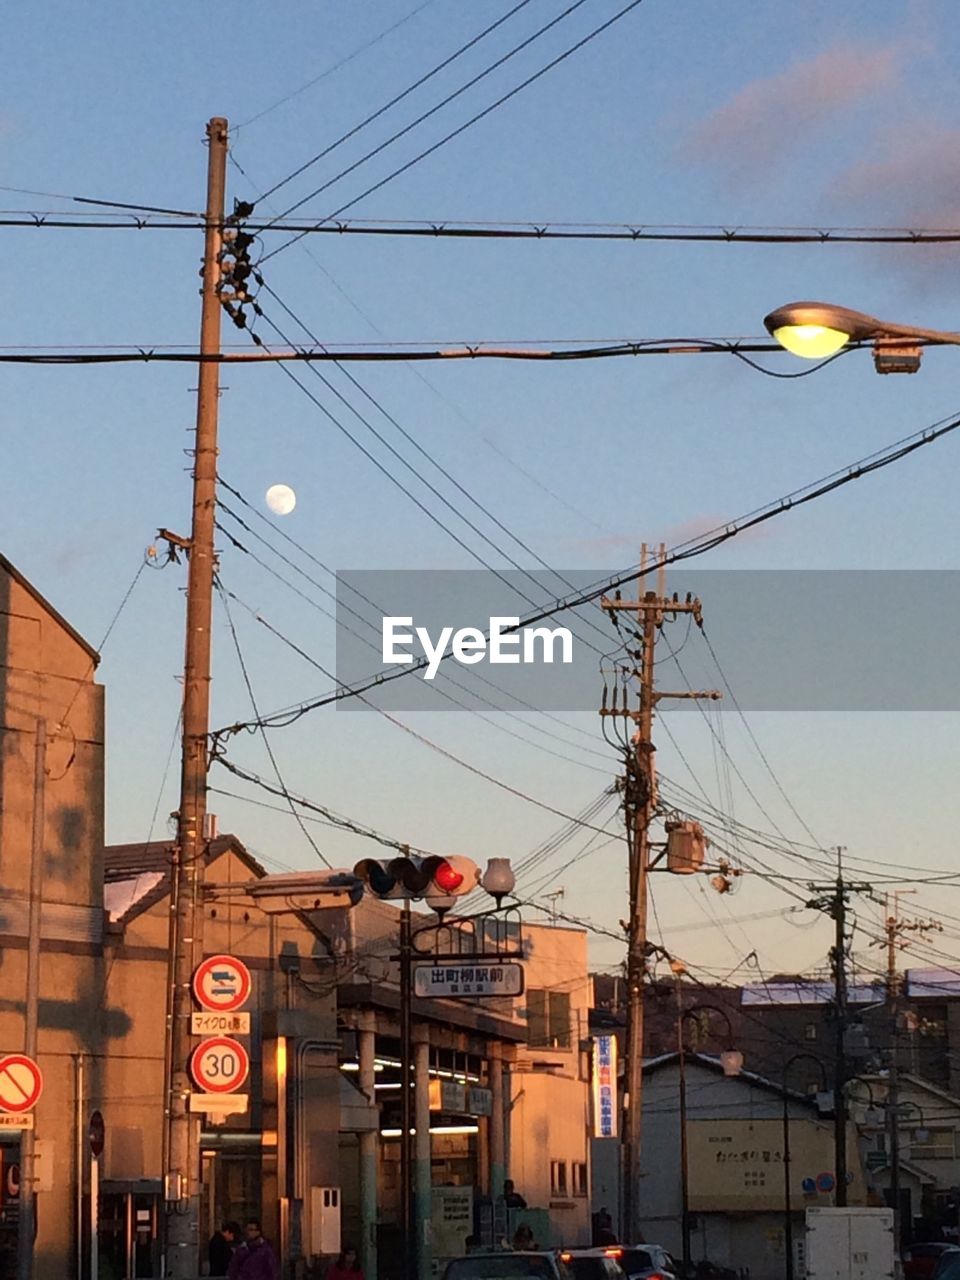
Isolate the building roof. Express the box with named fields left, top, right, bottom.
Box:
left=643, top=1051, right=821, bottom=1107
left=0, top=551, right=100, bottom=664
left=104, top=834, right=267, bottom=926
left=741, top=979, right=885, bottom=1006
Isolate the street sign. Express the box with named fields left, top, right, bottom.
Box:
left=0, top=1054, right=43, bottom=1114
left=89, top=1110, right=105, bottom=1158
left=191, top=1011, right=251, bottom=1036
left=189, top=1093, right=249, bottom=1117
left=815, top=1172, right=836, bottom=1193
left=413, top=962, right=524, bottom=999
left=192, top=955, right=252, bottom=1013
left=189, top=1037, right=250, bottom=1093
left=0, top=1114, right=33, bottom=1131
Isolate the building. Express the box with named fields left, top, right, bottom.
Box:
left=0, top=554, right=105, bottom=1280
left=637, top=1053, right=868, bottom=1280
left=333, top=902, right=595, bottom=1277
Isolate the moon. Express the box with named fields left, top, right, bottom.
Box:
left=265, top=484, right=296, bottom=516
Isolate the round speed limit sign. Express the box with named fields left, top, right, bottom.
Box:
left=189, top=1037, right=250, bottom=1094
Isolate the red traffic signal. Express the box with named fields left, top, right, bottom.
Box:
left=353, top=856, right=479, bottom=900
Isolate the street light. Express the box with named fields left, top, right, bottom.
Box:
left=763, top=300, right=960, bottom=373
left=780, top=1053, right=829, bottom=1280
left=676, top=995, right=742, bottom=1275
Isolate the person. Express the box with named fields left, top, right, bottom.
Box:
left=503, top=1180, right=527, bottom=1209
left=209, top=1222, right=240, bottom=1276
left=228, top=1219, right=280, bottom=1280
left=325, top=1247, right=363, bottom=1280
left=592, top=1208, right=618, bottom=1248
left=512, top=1223, right=538, bottom=1252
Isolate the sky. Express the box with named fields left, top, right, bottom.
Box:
left=4, top=0, right=960, bottom=984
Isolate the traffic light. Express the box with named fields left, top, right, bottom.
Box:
left=353, top=855, right=480, bottom=900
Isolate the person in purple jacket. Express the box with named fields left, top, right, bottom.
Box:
left=227, top=1219, right=280, bottom=1280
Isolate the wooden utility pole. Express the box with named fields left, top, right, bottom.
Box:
left=600, top=551, right=719, bottom=1242
left=163, top=116, right=228, bottom=1279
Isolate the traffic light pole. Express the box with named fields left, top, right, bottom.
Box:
left=400, top=900, right=414, bottom=1280
left=163, top=116, right=227, bottom=1279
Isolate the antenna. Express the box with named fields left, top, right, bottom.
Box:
left=544, top=887, right=566, bottom=923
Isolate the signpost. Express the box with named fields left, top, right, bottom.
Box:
left=190, top=1011, right=251, bottom=1036
left=0, top=1055, right=43, bottom=1115
left=189, top=1038, right=250, bottom=1094
left=192, top=955, right=252, bottom=1013
left=413, top=962, right=523, bottom=999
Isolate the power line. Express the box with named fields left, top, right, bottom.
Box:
left=0, top=337, right=841, bottom=365
left=216, top=577, right=332, bottom=868
left=255, top=281, right=616, bottom=651
left=216, top=478, right=615, bottom=763
left=6, top=211, right=960, bottom=244
left=255, top=0, right=539, bottom=205
left=213, top=404, right=960, bottom=734
left=235, top=0, right=439, bottom=131
left=214, top=579, right=617, bottom=833
left=260, top=0, right=648, bottom=261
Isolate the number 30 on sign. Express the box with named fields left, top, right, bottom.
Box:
left=189, top=1037, right=250, bottom=1094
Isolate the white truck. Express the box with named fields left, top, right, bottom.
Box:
left=805, top=1207, right=896, bottom=1280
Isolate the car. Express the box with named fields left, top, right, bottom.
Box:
left=616, top=1246, right=679, bottom=1280
left=559, top=1247, right=629, bottom=1280
left=443, top=1253, right=575, bottom=1280
left=928, top=1247, right=960, bottom=1280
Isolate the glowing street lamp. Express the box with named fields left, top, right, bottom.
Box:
left=763, top=300, right=960, bottom=374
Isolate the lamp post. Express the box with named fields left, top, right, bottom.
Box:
left=780, top=1054, right=828, bottom=1280
left=675, top=982, right=742, bottom=1274
left=847, top=1077, right=929, bottom=1248
left=763, top=300, right=960, bottom=374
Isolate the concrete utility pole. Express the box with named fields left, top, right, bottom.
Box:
left=806, top=851, right=870, bottom=1210
left=885, top=896, right=902, bottom=1247
left=600, top=551, right=720, bottom=1242
left=163, top=116, right=228, bottom=1279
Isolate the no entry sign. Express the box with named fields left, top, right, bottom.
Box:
left=0, top=1055, right=43, bottom=1114
left=192, top=955, right=252, bottom=1013
left=190, top=1037, right=250, bottom=1094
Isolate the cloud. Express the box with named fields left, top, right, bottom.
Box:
left=569, top=514, right=775, bottom=558
left=684, top=43, right=900, bottom=183
left=836, top=126, right=960, bottom=218
left=831, top=126, right=960, bottom=295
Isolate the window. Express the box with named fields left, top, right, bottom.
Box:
left=526, top=990, right=572, bottom=1049
left=804, top=1023, right=817, bottom=1041
left=573, top=1162, right=588, bottom=1196
left=550, top=1160, right=568, bottom=1195
left=908, top=1128, right=956, bottom=1160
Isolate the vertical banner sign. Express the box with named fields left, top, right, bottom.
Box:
left=592, top=1035, right=618, bottom=1138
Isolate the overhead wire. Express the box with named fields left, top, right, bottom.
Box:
left=216, top=577, right=333, bottom=868
left=254, top=0, right=539, bottom=205
left=235, top=0, right=440, bottom=131
left=214, top=517, right=616, bottom=773
left=213, top=579, right=617, bottom=835
left=259, top=0, right=648, bottom=262
left=254, top=281, right=617, bottom=651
